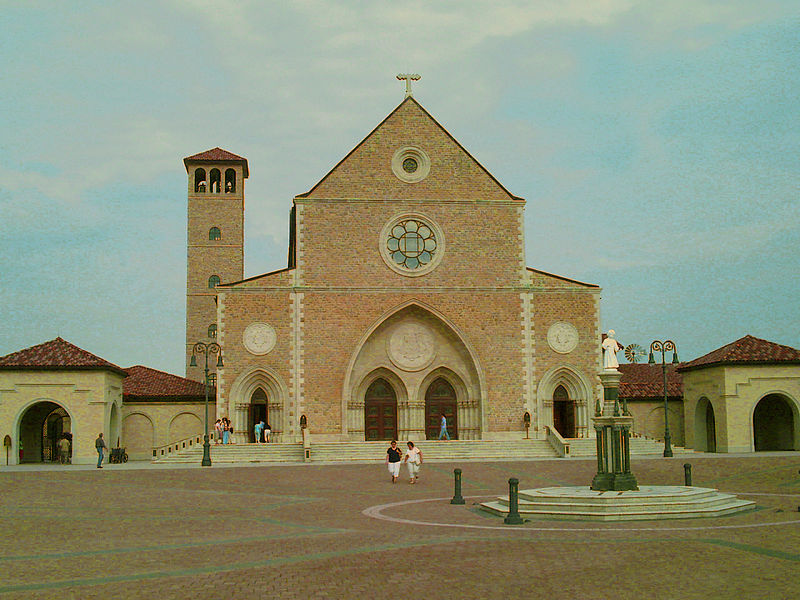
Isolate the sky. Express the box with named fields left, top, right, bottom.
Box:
left=1, top=1, right=797, bottom=375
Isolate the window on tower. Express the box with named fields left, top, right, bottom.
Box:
left=210, top=169, right=221, bottom=194
left=194, top=168, right=207, bottom=193
left=225, top=169, right=236, bottom=193
left=208, top=275, right=220, bottom=288
left=209, top=227, right=221, bottom=241
left=208, top=324, right=217, bottom=338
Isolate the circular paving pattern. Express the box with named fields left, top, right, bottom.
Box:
left=362, top=493, right=800, bottom=533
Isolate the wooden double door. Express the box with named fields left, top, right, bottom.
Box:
left=365, top=379, right=398, bottom=441
left=425, top=378, right=458, bottom=440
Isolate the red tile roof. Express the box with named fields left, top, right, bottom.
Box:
left=618, top=363, right=683, bottom=399
left=183, top=147, right=249, bottom=177
left=123, top=366, right=210, bottom=400
left=679, top=335, right=800, bottom=372
left=0, top=337, right=127, bottom=376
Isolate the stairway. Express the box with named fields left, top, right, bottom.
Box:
left=153, top=439, right=558, bottom=464
left=567, top=437, right=695, bottom=457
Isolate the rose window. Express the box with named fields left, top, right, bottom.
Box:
left=386, top=219, right=437, bottom=270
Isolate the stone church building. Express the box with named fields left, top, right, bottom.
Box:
left=184, top=95, right=603, bottom=444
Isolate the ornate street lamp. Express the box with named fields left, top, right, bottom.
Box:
left=189, top=342, right=223, bottom=467
left=648, top=340, right=679, bottom=458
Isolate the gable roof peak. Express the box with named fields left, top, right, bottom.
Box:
left=0, top=337, right=127, bottom=376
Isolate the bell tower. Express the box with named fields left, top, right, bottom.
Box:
left=183, top=147, right=248, bottom=381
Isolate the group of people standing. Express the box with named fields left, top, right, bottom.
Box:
left=253, top=420, right=272, bottom=444
left=214, top=418, right=234, bottom=444
left=385, top=440, right=423, bottom=484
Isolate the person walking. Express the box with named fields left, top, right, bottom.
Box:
left=222, top=418, right=231, bottom=445
left=385, top=440, right=402, bottom=483
left=264, top=422, right=272, bottom=443
left=214, top=419, right=222, bottom=444
left=438, top=413, right=450, bottom=440
left=403, top=441, right=423, bottom=484
left=95, top=433, right=107, bottom=468
left=254, top=420, right=263, bottom=444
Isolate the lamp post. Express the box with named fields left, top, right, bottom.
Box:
left=648, top=340, right=679, bottom=458
left=189, top=342, right=223, bottom=467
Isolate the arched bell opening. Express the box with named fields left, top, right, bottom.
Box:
left=209, top=168, right=221, bottom=193
left=225, top=168, right=236, bottom=193
left=194, top=168, right=207, bottom=193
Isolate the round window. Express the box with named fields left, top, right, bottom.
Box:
left=402, top=158, right=418, bottom=173
left=380, top=213, right=444, bottom=277
left=391, top=147, right=430, bottom=183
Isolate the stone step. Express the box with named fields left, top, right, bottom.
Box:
left=479, top=485, right=756, bottom=521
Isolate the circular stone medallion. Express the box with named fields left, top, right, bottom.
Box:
left=243, top=322, right=276, bottom=356
left=547, top=321, right=579, bottom=354
left=388, top=323, right=436, bottom=371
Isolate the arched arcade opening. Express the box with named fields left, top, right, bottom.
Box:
left=753, top=394, right=796, bottom=451
left=18, top=401, right=72, bottom=463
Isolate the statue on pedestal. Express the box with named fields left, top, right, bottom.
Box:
left=602, top=330, right=622, bottom=370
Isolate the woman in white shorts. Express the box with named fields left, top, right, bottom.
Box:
left=264, top=422, right=272, bottom=443
left=403, top=441, right=423, bottom=484
left=386, top=440, right=402, bottom=483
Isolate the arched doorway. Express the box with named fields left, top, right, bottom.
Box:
left=18, top=401, right=72, bottom=463
left=364, top=378, right=397, bottom=441
left=249, top=388, right=268, bottom=442
left=425, top=378, right=458, bottom=440
left=753, top=394, right=795, bottom=451
left=693, top=397, right=717, bottom=452
left=552, top=385, right=575, bottom=438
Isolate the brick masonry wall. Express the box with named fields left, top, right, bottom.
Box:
left=304, top=99, right=517, bottom=202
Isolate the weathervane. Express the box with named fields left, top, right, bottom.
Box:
left=396, top=73, right=421, bottom=97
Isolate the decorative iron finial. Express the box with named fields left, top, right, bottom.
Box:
left=397, top=73, right=421, bottom=97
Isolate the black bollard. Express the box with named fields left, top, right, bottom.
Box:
left=504, top=478, right=524, bottom=525
left=450, top=468, right=465, bottom=505
left=684, top=463, right=692, bottom=487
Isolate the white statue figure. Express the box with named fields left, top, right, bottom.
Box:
left=602, top=330, right=622, bottom=370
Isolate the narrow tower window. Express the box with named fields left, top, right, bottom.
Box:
left=208, top=324, right=217, bottom=338
left=208, top=275, right=220, bottom=288
left=194, top=168, right=207, bottom=193
left=225, top=169, right=236, bottom=193
left=209, top=227, right=221, bottom=241
left=210, top=169, right=221, bottom=193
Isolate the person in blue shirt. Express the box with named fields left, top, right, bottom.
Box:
left=438, top=413, right=450, bottom=440
left=254, top=420, right=264, bottom=444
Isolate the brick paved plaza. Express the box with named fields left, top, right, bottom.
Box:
left=1, top=454, right=799, bottom=599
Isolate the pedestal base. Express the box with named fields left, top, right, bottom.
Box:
left=591, top=472, right=638, bottom=491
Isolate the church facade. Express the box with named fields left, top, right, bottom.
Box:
left=185, top=96, right=603, bottom=444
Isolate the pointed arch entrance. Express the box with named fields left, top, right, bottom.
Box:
left=344, top=302, right=484, bottom=441
left=249, top=388, right=269, bottom=442
left=552, top=384, right=575, bottom=438
left=364, top=378, right=398, bottom=441
left=425, top=378, right=457, bottom=440
left=753, top=394, right=796, bottom=451
left=228, top=367, right=288, bottom=444
left=18, top=401, right=72, bottom=463
left=537, top=366, right=592, bottom=439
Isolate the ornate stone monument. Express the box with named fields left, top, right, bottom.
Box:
left=592, top=330, right=638, bottom=491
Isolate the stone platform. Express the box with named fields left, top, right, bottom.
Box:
left=480, top=485, right=756, bottom=521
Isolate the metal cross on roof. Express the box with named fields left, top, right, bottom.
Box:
left=396, top=73, right=421, bottom=97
